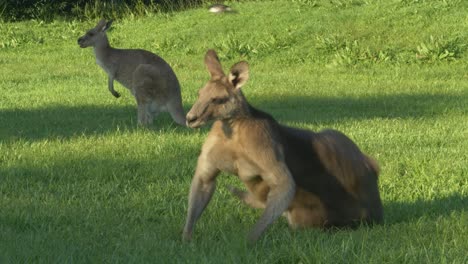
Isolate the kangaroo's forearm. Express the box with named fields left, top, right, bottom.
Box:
left=183, top=177, right=217, bottom=241
left=108, top=76, right=120, bottom=98
left=248, top=174, right=296, bottom=242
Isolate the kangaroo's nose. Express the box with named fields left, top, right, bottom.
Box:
left=186, top=114, right=197, bottom=126
left=77, top=37, right=83, bottom=44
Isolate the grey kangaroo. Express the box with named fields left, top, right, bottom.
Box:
left=77, top=19, right=186, bottom=126
left=182, top=50, right=383, bottom=243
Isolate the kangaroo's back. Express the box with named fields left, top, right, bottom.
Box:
left=278, top=125, right=383, bottom=224
left=109, top=48, right=181, bottom=94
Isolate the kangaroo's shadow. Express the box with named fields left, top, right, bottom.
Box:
left=384, top=194, right=467, bottom=224
left=253, top=92, right=467, bottom=125
left=0, top=105, right=188, bottom=142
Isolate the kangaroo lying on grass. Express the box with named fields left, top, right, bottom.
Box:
left=182, top=50, right=383, bottom=243
left=77, top=19, right=186, bottom=126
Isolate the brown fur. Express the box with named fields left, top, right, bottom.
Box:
left=182, top=50, right=383, bottom=243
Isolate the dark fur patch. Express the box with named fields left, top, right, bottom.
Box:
left=221, top=120, right=233, bottom=138
left=245, top=104, right=383, bottom=227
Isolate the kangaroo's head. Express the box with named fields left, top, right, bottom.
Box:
left=186, top=49, right=249, bottom=128
left=77, top=19, right=112, bottom=48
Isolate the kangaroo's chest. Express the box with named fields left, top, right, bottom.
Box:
left=204, top=127, right=262, bottom=181
left=210, top=147, right=260, bottom=177
left=95, top=57, right=134, bottom=89
left=95, top=57, right=106, bottom=71
left=94, top=54, right=115, bottom=75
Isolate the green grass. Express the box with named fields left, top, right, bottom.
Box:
left=1, top=0, right=467, bottom=262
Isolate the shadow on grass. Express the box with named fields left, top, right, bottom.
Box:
left=1, top=154, right=466, bottom=242
left=1, top=92, right=465, bottom=142
left=0, top=105, right=190, bottom=142
left=254, top=92, right=467, bottom=124
left=0, top=154, right=196, bottom=235
left=384, top=194, right=468, bottom=225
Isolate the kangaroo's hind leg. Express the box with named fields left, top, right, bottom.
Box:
left=133, top=65, right=166, bottom=126
left=135, top=99, right=163, bottom=126
left=135, top=99, right=153, bottom=126
left=133, top=79, right=155, bottom=126
left=285, top=189, right=326, bottom=229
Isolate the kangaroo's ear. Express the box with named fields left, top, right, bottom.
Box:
left=103, top=20, right=113, bottom=31
left=228, top=61, right=249, bottom=90
left=97, top=19, right=112, bottom=32
left=96, top=19, right=106, bottom=31
left=204, top=49, right=225, bottom=79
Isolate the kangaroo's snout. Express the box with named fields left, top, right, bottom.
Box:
left=186, top=113, right=198, bottom=128
left=77, top=37, right=86, bottom=48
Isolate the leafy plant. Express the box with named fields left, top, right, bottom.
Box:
left=416, top=35, right=465, bottom=62
left=0, top=24, right=44, bottom=48
left=330, top=40, right=393, bottom=67
left=213, top=33, right=257, bottom=60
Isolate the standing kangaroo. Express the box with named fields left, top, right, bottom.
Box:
left=182, top=50, right=383, bottom=243
left=77, top=19, right=186, bottom=126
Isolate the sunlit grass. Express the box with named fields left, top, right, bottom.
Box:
left=0, top=0, right=467, bottom=262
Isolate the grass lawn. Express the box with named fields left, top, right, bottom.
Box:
left=0, top=0, right=467, bottom=262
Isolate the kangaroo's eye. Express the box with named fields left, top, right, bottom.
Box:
left=212, top=97, right=228, bottom=104
left=87, top=32, right=94, bottom=37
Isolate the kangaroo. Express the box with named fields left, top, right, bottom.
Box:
left=77, top=19, right=186, bottom=126
left=182, top=50, right=383, bottom=243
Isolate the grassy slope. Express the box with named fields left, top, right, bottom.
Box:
left=1, top=0, right=467, bottom=262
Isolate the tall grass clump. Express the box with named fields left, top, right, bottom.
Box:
left=415, top=35, right=466, bottom=62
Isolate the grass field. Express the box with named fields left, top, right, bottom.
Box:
left=1, top=0, right=467, bottom=262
